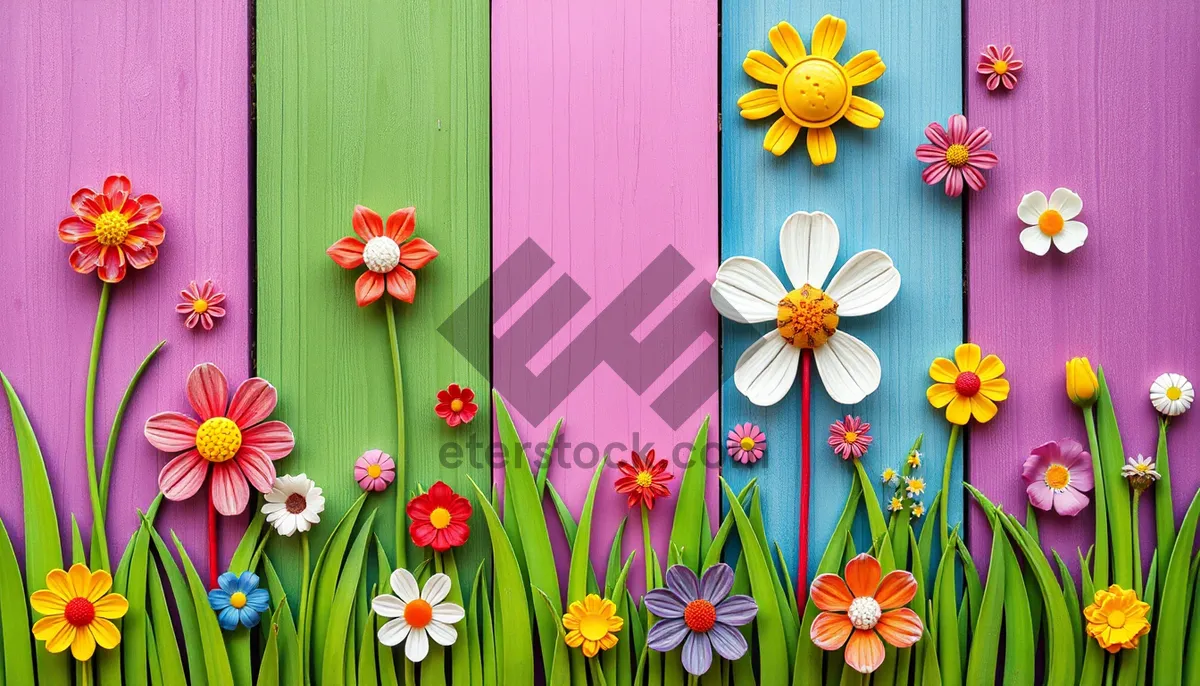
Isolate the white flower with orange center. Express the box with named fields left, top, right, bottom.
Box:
left=711, top=211, right=900, bottom=406
left=1018, top=188, right=1088, bottom=255
left=373, top=569, right=465, bottom=663
left=1150, top=373, right=1193, bottom=417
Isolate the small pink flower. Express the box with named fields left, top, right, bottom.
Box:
left=828, top=415, right=873, bottom=460
left=915, top=115, right=998, bottom=197
left=977, top=44, right=1023, bottom=91
left=176, top=280, right=227, bottom=330
left=1021, top=439, right=1094, bottom=517
left=355, top=449, right=396, bottom=492
left=727, top=423, right=765, bottom=464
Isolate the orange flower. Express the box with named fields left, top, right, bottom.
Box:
left=58, top=175, right=165, bottom=283
left=809, top=553, right=923, bottom=674
left=327, top=205, right=438, bottom=307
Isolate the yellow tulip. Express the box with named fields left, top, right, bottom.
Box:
left=1066, top=357, right=1099, bottom=407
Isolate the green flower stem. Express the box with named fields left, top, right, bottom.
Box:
left=298, top=532, right=310, bottom=678
left=1132, top=490, right=1143, bottom=597
left=1083, top=407, right=1110, bottom=587
left=85, top=282, right=112, bottom=570
left=385, top=298, right=407, bottom=570
left=1154, top=416, right=1174, bottom=594
left=99, top=340, right=166, bottom=512
left=641, top=503, right=653, bottom=592
left=940, top=423, right=962, bottom=550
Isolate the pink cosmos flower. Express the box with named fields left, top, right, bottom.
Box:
left=915, top=115, right=998, bottom=197
left=144, top=363, right=295, bottom=516
left=1021, top=438, right=1094, bottom=517
left=977, top=44, right=1023, bottom=91
left=355, top=449, right=396, bottom=492
left=828, top=415, right=873, bottom=460
left=727, top=423, right=765, bottom=464
left=176, top=280, right=227, bottom=330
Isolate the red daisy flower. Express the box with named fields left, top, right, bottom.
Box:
left=407, top=481, right=472, bottom=551
left=614, top=450, right=673, bottom=510
left=58, top=175, right=165, bottom=283
left=435, top=384, right=478, bottom=427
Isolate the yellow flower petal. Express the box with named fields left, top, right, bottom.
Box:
left=45, top=569, right=74, bottom=601
left=806, top=126, right=837, bottom=166
left=980, top=378, right=1010, bottom=402
left=564, top=630, right=583, bottom=648
left=85, top=569, right=113, bottom=602
left=607, top=615, right=624, bottom=632
left=843, top=96, right=884, bottom=129
left=744, top=50, right=785, bottom=85
left=844, top=50, right=886, bottom=86
left=562, top=613, right=580, bottom=630
left=599, top=599, right=615, bottom=618
left=583, top=639, right=599, bottom=658
left=768, top=22, right=806, bottom=65
left=583, top=594, right=602, bottom=613
left=71, top=627, right=97, bottom=662
left=970, top=395, right=999, bottom=423
left=738, top=88, right=781, bottom=120
left=93, top=593, right=129, bottom=620
left=929, top=358, right=959, bottom=383
left=43, top=621, right=76, bottom=654
left=30, top=590, right=67, bottom=615
left=89, top=617, right=121, bottom=650
left=926, top=383, right=958, bottom=409
left=32, top=615, right=69, bottom=641
left=764, top=117, right=801, bottom=156
left=954, top=344, right=982, bottom=374
left=598, top=633, right=619, bottom=650
left=810, top=15, right=847, bottom=59
left=976, top=354, right=1006, bottom=381
left=68, top=564, right=91, bottom=599
left=946, top=394, right=972, bottom=425
left=567, top=601, right=586, bottom=617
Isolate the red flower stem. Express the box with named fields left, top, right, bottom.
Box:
left=799, top=349, right=812, bottom=602
left=208, top=490, right=218, bottom=588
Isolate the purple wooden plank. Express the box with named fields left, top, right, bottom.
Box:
left=0, top=0, right=249, bottom=575
left=491, top=0, right=719, bottom=594
left=966, top=0, right=1200, bottom=570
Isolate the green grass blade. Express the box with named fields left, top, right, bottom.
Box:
left=479, top=575, right=497, bottom=686
left=1154, top=416, right=1175, bottom=593
left=534, top=588, right=571, bottom=686
left=917, top=492, right=943, bottom=589
left=140, top=515, right=208, bottom=685
left=1096, top=368, right=1133, bottom=587
left=746, top=485, right=798, bottom=666
left=546, top=482, right=580, bottom=546
left=567, top=456, right=610, bottom=686
left=701, top=480, right=755, bottom=571
left=123, top=521, right=152, bottom=686
left=261, top=557, right=302, bottom=686
left=605, top=517, right=629, bottom=596
left=308, top=492, right=367, bottom=681
left=0, top=515, right=33, bottom=684
left=1151, top=487, right=1200, bottom=685
left=147, top=562, right=187, bottom=685
left=535, top=418, right=564, bottom=497
left=668, top=416, right=710, bottom=571
left=933, top=534, right=961, bottom=686
left=467, top=564, right=485, bottom=686
left=357, top=607, right=377, bottom=686
left=172, top=531, right=235, bottom=685
left=441, top=550, right=471, bottom=686
left=953, top=538, right=982, bottom=633
left=601, top=553, right=636, bottom=684
left=321, top=510, right=376, bottom=686
left=98, top=339, right=164, bottom=515
left=373, top=540, right=399, bottom=686
left=1000, top=513, right=1075, bottom=686
left=965, top=510, right=1005, bottom=684
left=258, top=606, right=281, bottom=686
left=1053, top=551, right=1083, bottom=679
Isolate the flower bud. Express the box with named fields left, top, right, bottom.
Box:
left=1066, top=357, right=1099, bottom=407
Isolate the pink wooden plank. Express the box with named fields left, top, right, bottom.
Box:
left=0, top=0, right=250, bottom=574
left=966, top=0, right=1200, bottom=569
left=492, top=0, right=719, bottom=593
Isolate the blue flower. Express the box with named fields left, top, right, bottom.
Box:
left=208, top=571, right=271, bottom=631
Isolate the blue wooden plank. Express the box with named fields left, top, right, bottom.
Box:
left=720, top=2, right=964, bottom=583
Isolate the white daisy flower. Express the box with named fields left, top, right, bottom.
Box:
left=710, top=211, right=901, bottom=405
left=1150, top=373, right=1193, bottom=416
left=1017, top=188, right=1088, bottom=255
left=374, top=569, right=465, bottom=662
left=261, top=474, right=325, bottom=537
left=1121, top=454, right=1161, bottom=482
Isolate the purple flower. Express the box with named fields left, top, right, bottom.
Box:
left=644, top=563, right=758, bottom=676
left=1021, top=438, right=1094, bottom=517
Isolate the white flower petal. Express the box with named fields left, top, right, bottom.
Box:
left=373, top=594, right=407, bottom=618
left=711, top=257, right=787, bottom=323
left=779, top=211, right=839, bottom=290
left=1017, top=191, right=1049, bottom=224
left=1049, top=188, right=1083, bottom=220
left=274, top=514, right=297, bottom=537
left=431, top=602, right=465, bottom=624
left=377, top=617, right=410, bottom=646
left=391, top=568, right=420, bottom=603
left=812, top=330, right=881, bottom=404
left=406, top=627, right=430, bottom=662
left=1019, top=227, right=1052, bottom=256
left=261, top=502, right=285, bottom=514
left=425, top=620, right=459, bottom=647
left=733, top=330, right=801, bottom=406
left=1051, top=221, right=1088, bottom=253
left=824, top=249, right=900, bottom=317
left=421, top=574, right=452, bottom=605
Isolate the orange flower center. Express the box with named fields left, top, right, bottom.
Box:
left=848, top=596, right=882, bottom=630
left=635, top=471, right=654, bottom=488
left=93, top=210, right=131, bottom=247
left=777, top=284, right=839, bottom=348
left=195, top=417, right=242, bottom=462
left=1044, top=464, right=1071, bottom=491
left=64, top=597, right=96, bottom=627
left=367, top=464, right=383, bottom=479
left=450, top=399, right=464, bottom=412
left=739, top=436, right=756, bottom=451
left=843, top=431, right=859, bottom=444
left=683, top=599, right=717, bottom=632
left=404, top=599, right=433, bottom=629
left=285, top=493, right=308, bottom=514
left=430, top=507, right=453, bottom=530
left=954, top=371, right=981, bottom=397
left=1107, top=610, right=1127, bottom=628
left=992, top=60, right=1009, bottom=75
left=1038, top=209, right=1065, bottom=235
left=229, top=592, right=248, bottom=609
left=192, top=298, right=210, bottom=314
left=944, top=144, right=970, bottom=167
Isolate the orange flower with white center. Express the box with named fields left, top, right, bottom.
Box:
left=327, top=205, right=438, bottom=307
left=563, top=594, right=623, bottom=658
left=31, top=564, right=128, bottom=661
left=58, top=175, right=165, bottom=283
left=738, top=15, right=885, bottom=165
left=926, top=343, right=1010, bottom=425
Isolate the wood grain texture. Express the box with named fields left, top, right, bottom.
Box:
left=255, top=0, right=491, bottom=596
left=965, top=0, right=1200, bottom=569
left=721, top=2, right=965, bottom=580
left=491, top=0, right=720, bottom=594
left=0, top=0, right=250, bottom=576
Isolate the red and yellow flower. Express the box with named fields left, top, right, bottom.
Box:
left=435, top=384, right=478, bottom=427
left=614, top=449, right=673, bottom=510
left=58, top=175, right=165, bottom=283
left=327, top=205, right=438, bottom=307
left=926, top=343, right=1009, bottom=425
left=408, top=481, right=473, bottom=551
left=31, top=564, right=128, bottom=661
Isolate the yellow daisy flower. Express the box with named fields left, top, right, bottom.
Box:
left=30, top=564, right=128, bottom=661
left=881, top=467, right=899, bottom=486
left=907, top=451, right=922, bottom=468
left=562, top=594, right=623, bottom=658
left=888, top=496, right=904, bottom=512
left=1084, top=585, right=1150, bottom=653
left=911, top=502, right=925, bottom=518
left=926, top=343, right=1010, bottom=425
left=738, top=15, right=885, bottom=165
left=905, top=477, right=926, bottom=497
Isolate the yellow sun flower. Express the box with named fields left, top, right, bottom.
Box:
left=1084, top=585, right=1150, bottom=653
left=30, top=564, right=128, bottom=661
left=926, top=343, right=1010, bottom=425
left=562, top=594, right=623, bottom=658
left=738, top=15, right=885, bottom=165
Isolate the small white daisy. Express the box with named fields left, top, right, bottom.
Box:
left=1150, top=373, right=1193, bottom=417
left=911, top=502, right=925, bottom=518
left=1121, top=454, right=1161, bottom=482
left=374, top=569, right=465, bottom=662
left=1017, top=188, right=1088, bottom=255
left=881, top=467, right=900, bottom=487
left=261, top=474, right=325, bottom=537
left=905, top=477, right=926, bottom=497
left=906, top=451, right=922, bottom=469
